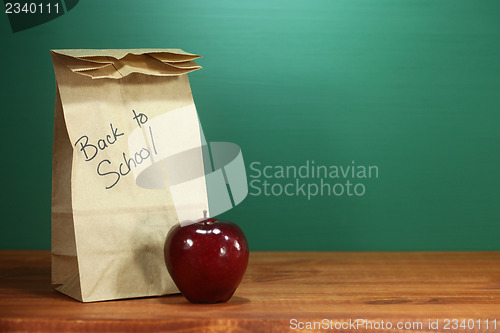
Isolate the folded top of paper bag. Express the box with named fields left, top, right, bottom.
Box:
left=51, top=49, right=202, bottom=79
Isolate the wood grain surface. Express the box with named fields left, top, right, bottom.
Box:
left=0, top=251, right=499, bottom=332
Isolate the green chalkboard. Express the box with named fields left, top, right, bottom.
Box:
left=1, top=0, right=499, bottom=250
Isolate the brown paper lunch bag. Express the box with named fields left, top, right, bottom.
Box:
left=50, top=49, right=212, bottom=302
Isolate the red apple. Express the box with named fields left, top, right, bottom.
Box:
left=164, top=217, right=249, bottom=303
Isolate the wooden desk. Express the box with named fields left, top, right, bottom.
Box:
left=0, top=251, right=499, bottom=332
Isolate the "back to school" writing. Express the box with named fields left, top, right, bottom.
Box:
left=73, top=110, right=157, bottom=189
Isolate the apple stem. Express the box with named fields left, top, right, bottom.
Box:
left=203, top=210, right=207, bottom=225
